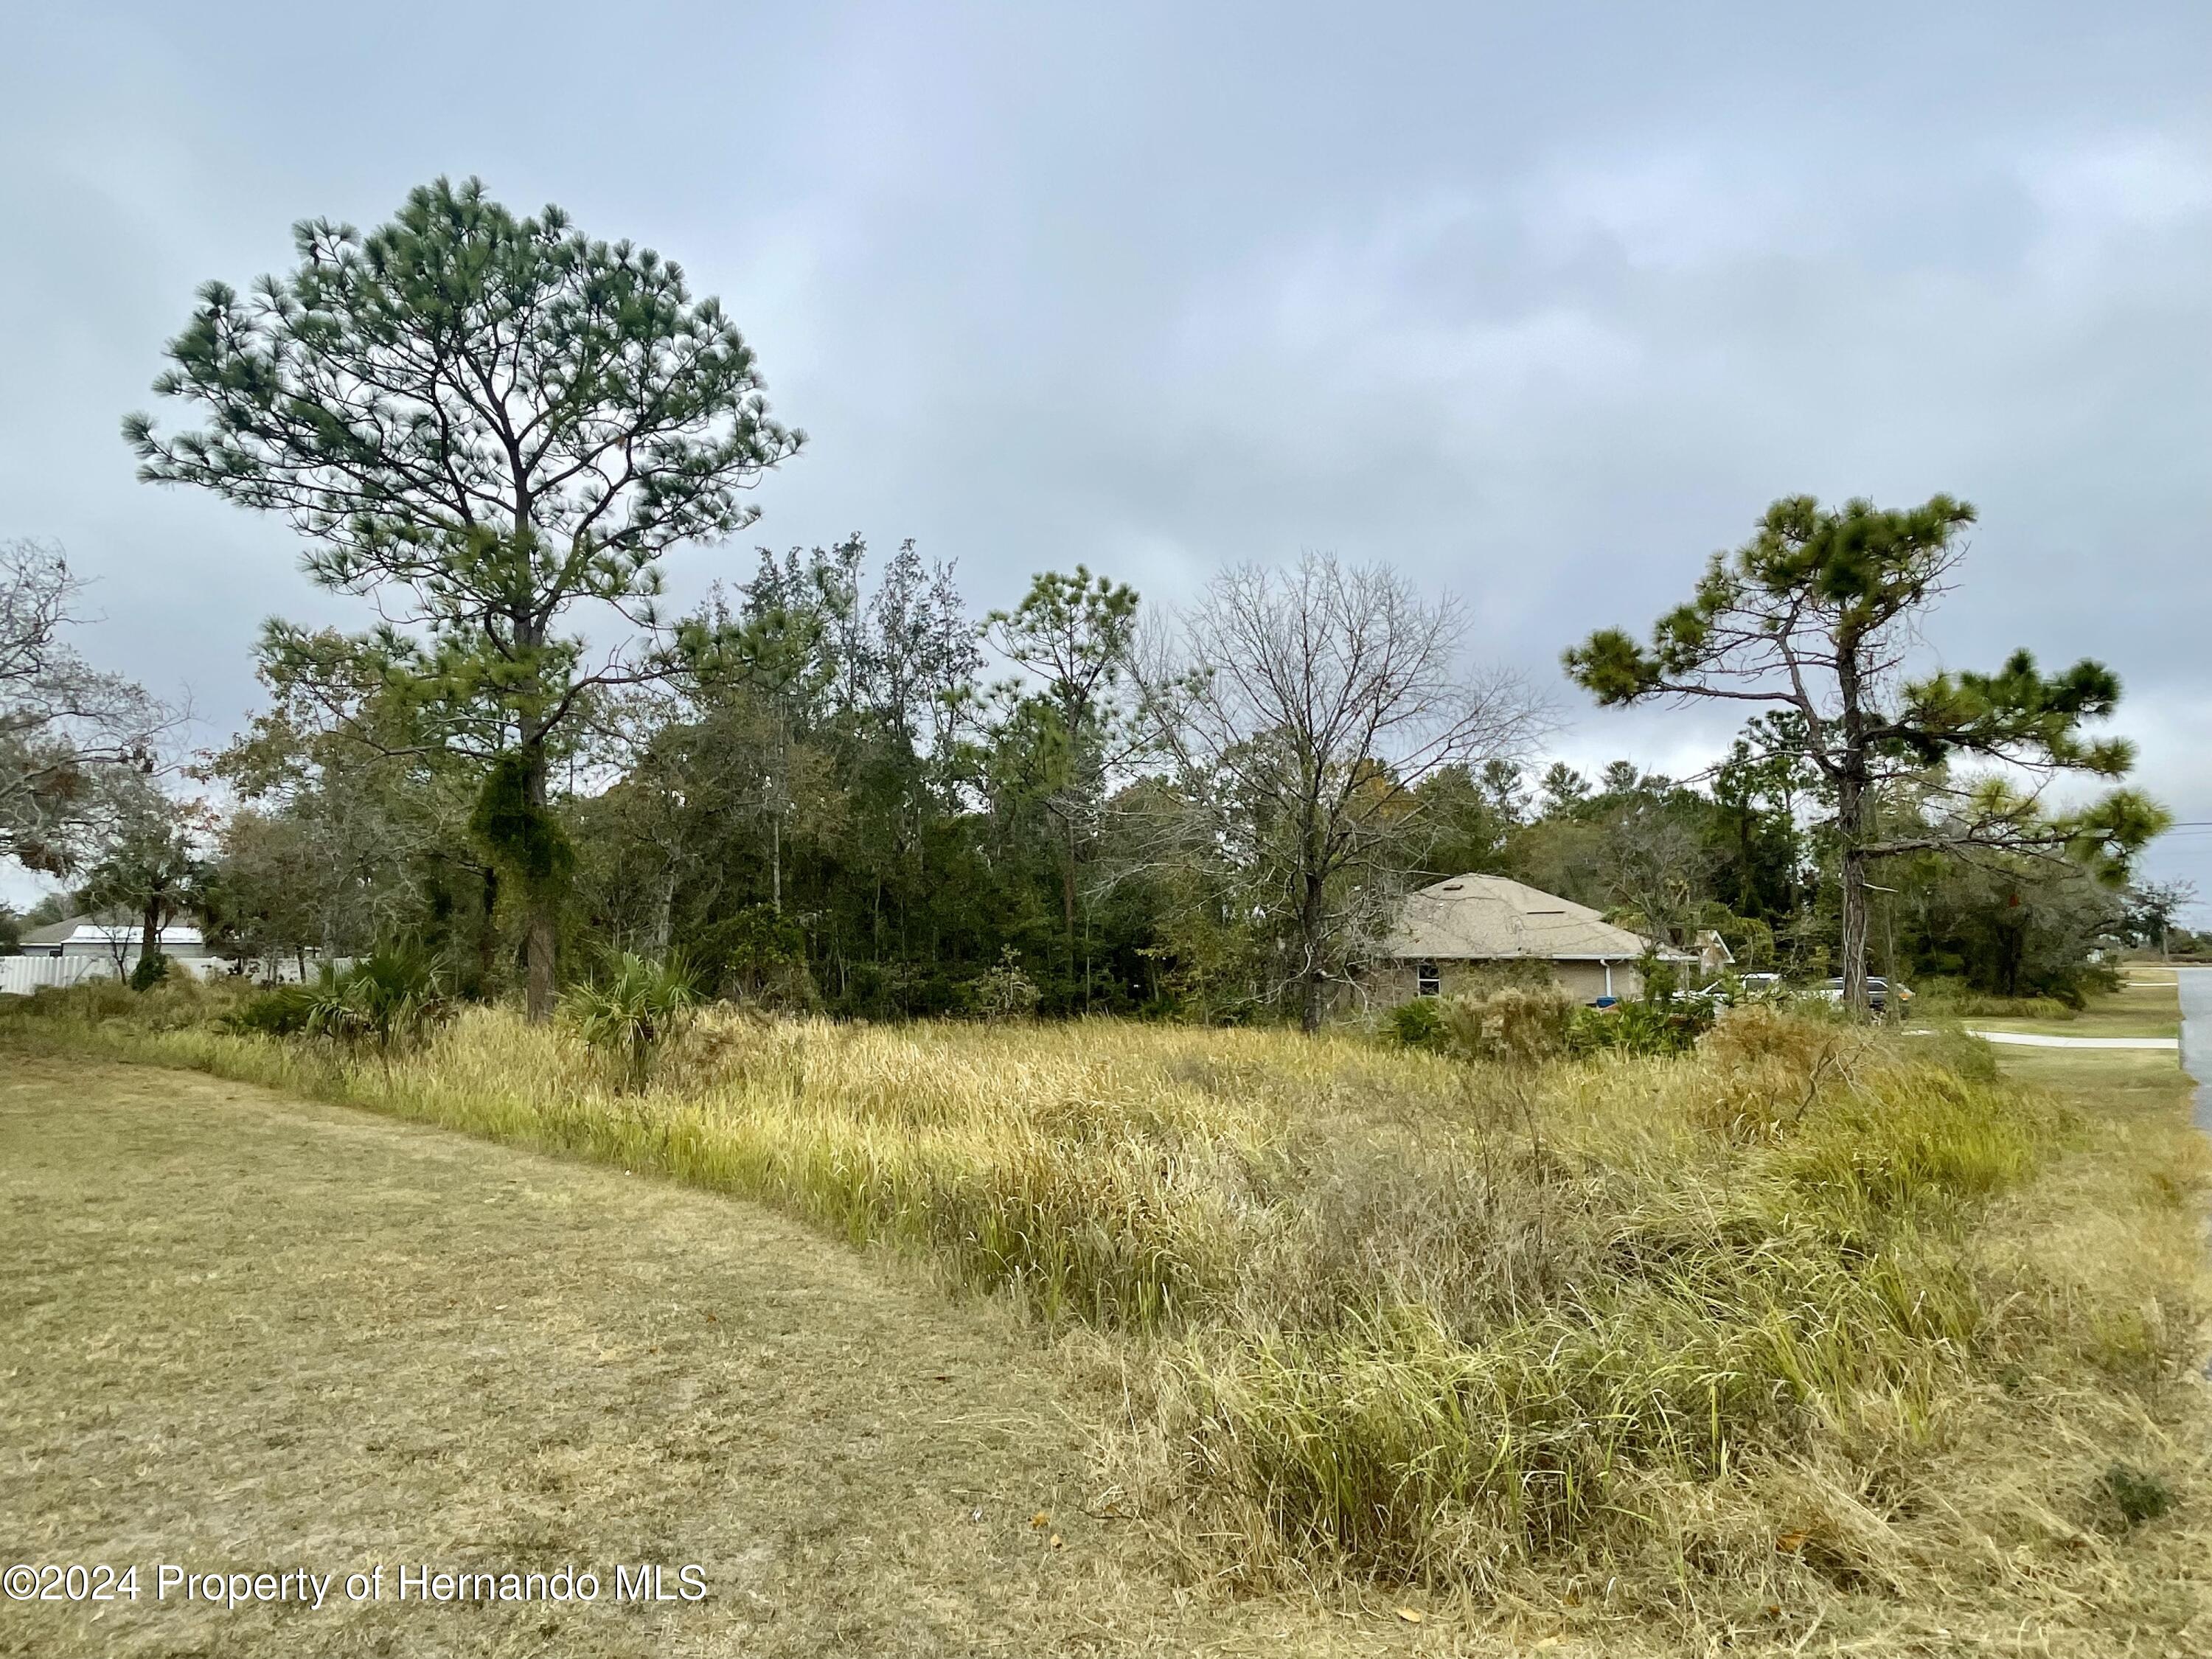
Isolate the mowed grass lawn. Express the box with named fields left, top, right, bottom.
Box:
left=1981, top=973, right=2194, bottom=1174
left=1952, top=968, right=2185, bottom=1040
left=1992, top=1034, right=2195, bottom=1110
left=0, top=1055, right=1369, bottom=1659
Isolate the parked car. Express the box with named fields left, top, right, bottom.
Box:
left=1814, top=975, right=1913, bottom=1014
left=1686, top=973, right=1784, bottom=1008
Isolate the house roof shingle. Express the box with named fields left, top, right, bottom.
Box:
left=1378, top=874, right=1691, bottom=964
left=17, top=912, right=207, bottom=947
left=17, top=914, right=95, bottom=946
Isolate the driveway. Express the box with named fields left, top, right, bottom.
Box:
left=1966, top=1030, right=2180, bottom=1050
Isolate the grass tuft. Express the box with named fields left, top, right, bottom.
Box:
left=2102, top=1461, right=2177, bottom=1528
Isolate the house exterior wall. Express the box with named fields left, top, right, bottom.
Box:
left=1363, top=956, right=1644, bottom=1007
left=1552, top=960, right=1638, bottom=1001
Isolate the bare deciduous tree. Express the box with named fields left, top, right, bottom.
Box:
left=1, top=538, right=173, bottom=875
left=1596, top=787, right=1714, bottom=947
left=1144, top=553, right=1545, bottom=1031
left=79, top=779, right=211, bottom=976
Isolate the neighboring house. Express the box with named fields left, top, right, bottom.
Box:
left=1368, top=874, right=1697, bottom=1005
left=13, top=912, right=226, bottom=978
left=1689, top=928, right=1736, bottom=980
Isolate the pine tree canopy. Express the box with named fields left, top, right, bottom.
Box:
left=1562, top=493, right=2139, bottom=795
left=123, top=175, right=803, bottom=636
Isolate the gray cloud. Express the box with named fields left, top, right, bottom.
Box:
left=4, top=1, right=2207, bottom=906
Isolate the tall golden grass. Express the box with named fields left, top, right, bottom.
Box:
left=7, top=981, right=2208, bottom=1644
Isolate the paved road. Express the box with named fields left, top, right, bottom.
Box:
left=2179, top=966, right=2212, bottom=1129
left=1967, top=1030, right=2180, bottom=1050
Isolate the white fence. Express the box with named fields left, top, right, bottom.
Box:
left=0, top=955, right=119, bottom=996
left=0, top=953, right=265, bottom=996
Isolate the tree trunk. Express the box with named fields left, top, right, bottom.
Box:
left=522, top=745, right=557, bottom=1023
left=1838, top=854, right=1872, bottom=1014
left=478, top=866, right=499, bottom=990
left=139, top=899, right=161, bottom=975
left=1832, top=636, right=1876, bottom=1017
left=1298, top=870, right=1326, bottom=1034
left=1061, top=816, right=1079, bottom=982
left=1837, top=776, right=1871, bottom=1016
left=653, top=865, right=675, bottom=959
left=525, top=900, right=557, bottom=1020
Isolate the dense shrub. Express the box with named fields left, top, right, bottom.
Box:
left=224, top=983, right=319, bottom=1037
left=21, top=973, right=244, bottom=1029
left=560, top=952, right=698, bottom=1088
left=1568, top=994, right=1714, bottom=1057
left=1446, top=958, right=1562, bottom=997
left=964, top=945, right=1042, bottom=1020
left=129, top=951, right=171, bottom=992
left=298, top=951, right=450, bottom=1054
left=689, top=904, right=819, bottom=1008
left=1911, top=978, right=2081, bottom=1021
left=1913, top=1026, right=2003, bottom=1083
left=1382, top=987, right=1577, bottom=1065
left=1437, top=985, right=1578, bottom=1065
left=1393, top=982, right=1728, bottom=1066
left=1382, top=997, right=1447, bottom=1049
left=1699, top=1001, right=1855, bottom=1072
left=30, top=978, right=138, bottom=1020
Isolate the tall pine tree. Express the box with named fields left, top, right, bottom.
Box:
left=127, top=177, right=801, bottom=1016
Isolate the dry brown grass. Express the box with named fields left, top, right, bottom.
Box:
left=4, top=978, right=2209, bottom=1655
left=0, top=1054, right=1393, bottom=1658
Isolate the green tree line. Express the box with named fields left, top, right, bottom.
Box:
left=1, top=176, right=2169, bottom=1018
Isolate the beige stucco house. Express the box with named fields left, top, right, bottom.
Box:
left=1368, top=874, right=1697, bottom=1004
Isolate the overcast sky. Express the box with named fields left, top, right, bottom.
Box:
left=5, top=2, right=2208, bottom=908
